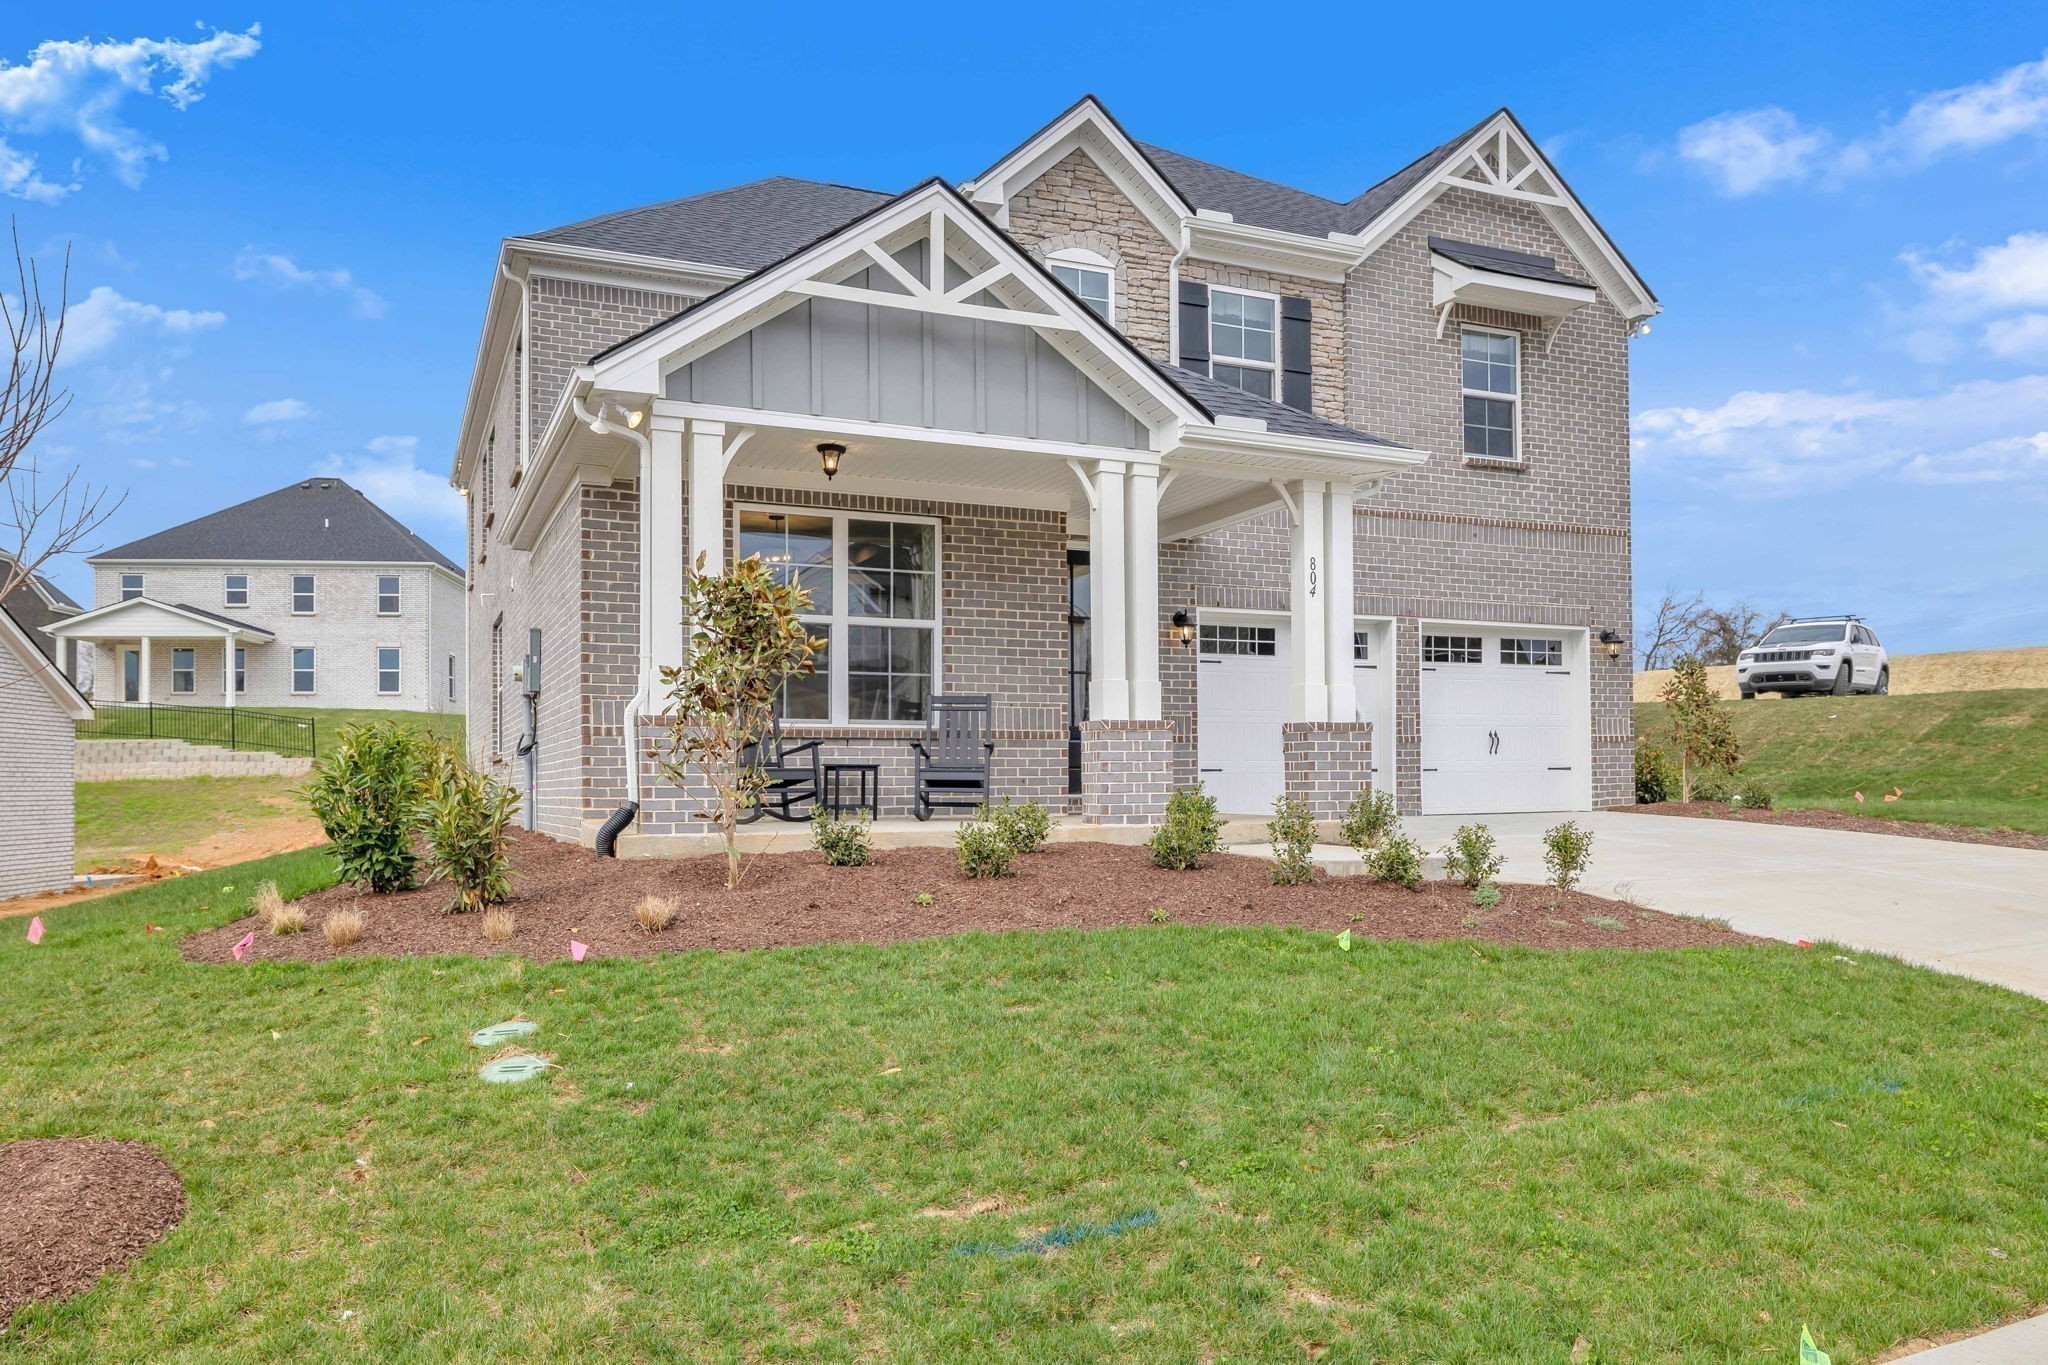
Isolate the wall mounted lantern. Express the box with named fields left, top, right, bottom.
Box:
left=816, top=442, right=845, bottom=481
left=1598, top=628, right=1625, bottom=660
left=1171, top=609, right=1196, bottom=648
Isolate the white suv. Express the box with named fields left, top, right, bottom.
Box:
left=1736, top=617, right=1889, bottom=699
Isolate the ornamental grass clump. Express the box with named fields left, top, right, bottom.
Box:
left=321, top=908, right=364, bottom=947
left=1339, top=788, right=1398, bottom=853
left=956, top=819, right=1016, bottom=879
left=303, top=721, right=436, bottom=893
left=635, top=894, right=679, bottom=933
left=1267, top=795, right=1316, bottom=886
left=1150, top=784, right=1226, bottom=871
left=268, top=902, right=307, bottom=936
left=252, top=880, right=285, bottom=927
left=418, top=746, right=520, bottom=914
left=482, top=908, right=515, bottom=943
left=1443, top=823, right=1504, bottom=890
left=811, top=807, right=875, bottom=867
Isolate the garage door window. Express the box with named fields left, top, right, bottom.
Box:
left=1423, top=634, right=1483, bottom=664
left=1352, top=631, right=1370, bottom=662
left=1501, top=637, right=1564, bottom=666
left=1200, top=623, right=1277, bottom=657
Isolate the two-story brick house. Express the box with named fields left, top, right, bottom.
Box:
left=453, top=98, right=1655, bottom=852
left=48, top=478, right=465, bottom=714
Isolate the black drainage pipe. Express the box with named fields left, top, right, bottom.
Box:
left=594, top=801, right=638, bottom=858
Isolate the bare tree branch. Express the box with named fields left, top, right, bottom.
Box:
left=1639, top=589, right=1706, bottom=671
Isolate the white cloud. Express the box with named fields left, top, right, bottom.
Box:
left=244, top=397, right=314, bottom=424
left=1677, top=108, right=1831, bottom=195
left=1984, top=314, right=2048, bottom=361
left=1897, top=233, right=2048, bottom=362
left=0, top=25, right=261, bottom=201
left=233, top=249, right=388, bottom=319
left=62, top=284, right=224, bottom=360
left=1678, top=51, right=2048, bottom=194
left=312, top=435, right=461, bottom=528
left=1636, top=373, right=2048, bottom=492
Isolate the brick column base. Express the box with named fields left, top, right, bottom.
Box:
left=1078, top=719, right=1173, bottom=825
left=1282, top=721, right=1373, bottom=821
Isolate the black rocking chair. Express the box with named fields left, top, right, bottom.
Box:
left=912, top=694, right=996, bottom=820
left=738, top=713, right=823, bottom=824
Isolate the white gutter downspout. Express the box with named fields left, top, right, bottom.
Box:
left=499, top=260, right=530, bottom=470
left=571, top=389, right=653, bottom=819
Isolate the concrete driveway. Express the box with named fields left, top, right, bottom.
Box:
left=1401, top=810, right=2048, bottom=1000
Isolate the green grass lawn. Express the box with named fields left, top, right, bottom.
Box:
left=74, top=775, right=310, bottom=870
left=1636, top=687, right=2048, bottom=833
left=8, top=856, right=2048, bottom=1360
left=81, top=706, right=463, bottom=758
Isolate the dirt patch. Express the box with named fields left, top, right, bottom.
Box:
left=0, top=818, right=329, bottom=921
left=1617, top=801, right=2048, bottom=853
left=181, top=828, right=1762, bottom=964
left=0, top=1139, right=186, bottom=1321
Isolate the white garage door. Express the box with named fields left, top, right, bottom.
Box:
left=1197, top=621, right=1290, bottom=815
left=1420, top=629, right=1579, bottom=815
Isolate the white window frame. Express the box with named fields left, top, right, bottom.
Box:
left=376, top=574, right=401, bottom=616
left=1208, top=285, right=1281, bottom=399
left=224, top=573, right=249, bottom=608
left=447, top=654, right=457, bottom=703
left=171, top=647, right=196, bottom=694
left=291, top=574, right=317, bottom=615
left=377, top=645, right=401, bottom=695
left=1460, top=325, right=1521, bottom=462
left=1046, top=247, right=1114, bottom=323
left=234, top=646, right=247, bottom=694
left=733, top=503, right=944, bottom=729
left=120, top=572, right=144, bottom=601
left=291, top=645, right=316, bottom=695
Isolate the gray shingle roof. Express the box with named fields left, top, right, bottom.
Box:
left=524, top=176, right=896, bottom=273
left=94, top=479, right=460, bottom=573
left=168, top=601, right=277, bottom=636
left=1163, top=365, right=1401, bottom=448
left=1429, top=236, right=1586, bottom=287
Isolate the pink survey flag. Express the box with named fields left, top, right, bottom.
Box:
left=569, top=940, right=588, bottom=963
left=232, top=931, right=256, bottom=961
left=26, top=916, right=43, bottom=945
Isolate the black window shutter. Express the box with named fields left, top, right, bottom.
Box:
left=1281, top=296, right=1313, bottom=411
left=1177, top=280, right=1210, bottom=373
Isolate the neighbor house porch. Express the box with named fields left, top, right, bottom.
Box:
left=43, top=598, right=275, bottom=708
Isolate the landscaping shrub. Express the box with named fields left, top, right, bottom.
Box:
left=1151, top=785, right=1226, bottom=870
left=304, top=722, right=435, bottom=893
left=418, top=748, right=520, bottom=914
left=1543, top=820, right=1595, bottom=892
left=986, top=798, right=1053, bottom=856
left=1634, top=739, right=1678, bottom=805
left=1268, top=795, right=1316, bottom=886
left=956, top=820, right=1016, bottom=879
left=482, top=908, right=515, bottom=943
left=1471, top=882, right=1502, bottom=909
left=321, top=909, right=363, bottom=948
left=811, top=807, right=874, bottom=867
left=1442, top=823, right=1504, bottom=889
left=1731, top=775, right=1776, bottom=810
left=1691, top=769, right=1734, bottom=804
left=1365, top=831, right=1426, bottom=891
left=635, top=894, right=678, bottom=933
left=1338, top=788, right=1399, bottom=852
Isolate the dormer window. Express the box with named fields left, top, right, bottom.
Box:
left=1046, top=248, right=1113, bottom=322
left=1209, top=288, right=1278, bottom=399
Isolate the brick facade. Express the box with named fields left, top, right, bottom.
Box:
left=1281, top=721, right=1373, bottom=820
left=0, top=636, right=75, bottom=901
left=1078, top=719, right=1173, bottom=825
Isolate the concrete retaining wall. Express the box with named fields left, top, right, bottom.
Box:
left=77, top=738, right=313, bottom=781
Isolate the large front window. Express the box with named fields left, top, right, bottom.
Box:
left=737, top=508, right=938, bottom=724
left=1210, top=288, right=1278, bottom=398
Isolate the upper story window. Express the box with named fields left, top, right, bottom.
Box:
left=120, top=572, right=144, bottom=601
left=737, top=507, right=938, bottom=725
left=377, top=574, right=401, bottom=615
left=1046, top=248, right=1113, bottom=322
left=292, top=574, right=316, bottom=614
left=1461, top=328, right=1519, bottom=461
left=1210, top=288, right=1278, bottom=399
left=224, top=573, right=249, bottom=608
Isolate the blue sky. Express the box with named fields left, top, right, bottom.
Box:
left=5, top=2, right=2047, bottom=654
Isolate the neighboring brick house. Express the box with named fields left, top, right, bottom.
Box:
left=0, top=551, right=87, bottom=690
left=0, top=602, right=92, bottom=902
left=47, top=479, right=465, bottom=714
left=451, top=97, right=1655, bottom=851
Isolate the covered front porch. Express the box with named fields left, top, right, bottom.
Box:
left=44, top=598, right=273, bottom=708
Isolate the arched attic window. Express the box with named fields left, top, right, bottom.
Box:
left=1045, top=247, right=1114, bottom=323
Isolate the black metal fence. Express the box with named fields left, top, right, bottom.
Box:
left=77, top=703, right=317, bottom=758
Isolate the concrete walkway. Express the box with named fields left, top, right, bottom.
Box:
left=1890, top=1314, right=2048, bottom=1362
left=1387, top=810, right=2048, bottom=1001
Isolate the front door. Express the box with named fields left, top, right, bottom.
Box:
left=1196, top=619, right=1290, bottom=814
left=122, top=649, right=140, bottom=703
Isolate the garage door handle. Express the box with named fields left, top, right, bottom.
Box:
left=1422, top=767, right=1438, bottom=772
left=1199, top=767, right=1223, bottom=773
left=1547, top=766, right=1572, bottom=771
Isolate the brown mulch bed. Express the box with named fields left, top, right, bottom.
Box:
left=1617, top=801, right=2048, bottom=852
left=0, top=1140, right=186, bottom=1321
left=181, top=828, right=1762, bottom=964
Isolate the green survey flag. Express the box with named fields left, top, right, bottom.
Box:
left=1337, top=929, right=1352, bottom=952
left=1799, top=1325, right=1831, bottom=1365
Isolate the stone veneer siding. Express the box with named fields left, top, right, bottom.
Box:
left=1078, top=719, right=1173, bottom=825
left=1003, top=149, right=1174, bottom=362
left=1281, top=721, right=1373, bottom=820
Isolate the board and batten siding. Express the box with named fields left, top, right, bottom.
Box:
left=666, top=244, right=1147, bottom=451
left=0, top=637, right=76, bottom=900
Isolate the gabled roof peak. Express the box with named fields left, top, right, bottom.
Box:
left=94, top=477, right=460, bottom=573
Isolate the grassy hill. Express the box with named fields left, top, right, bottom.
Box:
left=1634, top=644, right=2048, bottom=702
left=1634, top=687, right=2048, bottom=833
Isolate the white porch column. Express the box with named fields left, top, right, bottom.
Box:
left=1124, top=463, right=1162, bottom=721
left=138, top=636, right=152, bottom=706
left=1288, top=479, right=1329, bottom=721
left=1322, top=480, right=1357, bottom=723
left=223, top=634, right=236, bottom=708
left=646, top=414, right=688, bottom=692
left=1088, top=458, right=1129, bottom=721
left=687, top=418, right=728, bottom=576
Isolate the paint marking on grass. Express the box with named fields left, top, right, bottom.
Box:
left=955, top=1208, right=1159, bottom=1258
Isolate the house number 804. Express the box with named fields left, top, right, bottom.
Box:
left=1308, top=556, right=1319, bottom=597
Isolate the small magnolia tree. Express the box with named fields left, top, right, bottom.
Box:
left=1660, top=655, right=1739, bottom=802
left=656, top=552, right=822, bottom=889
